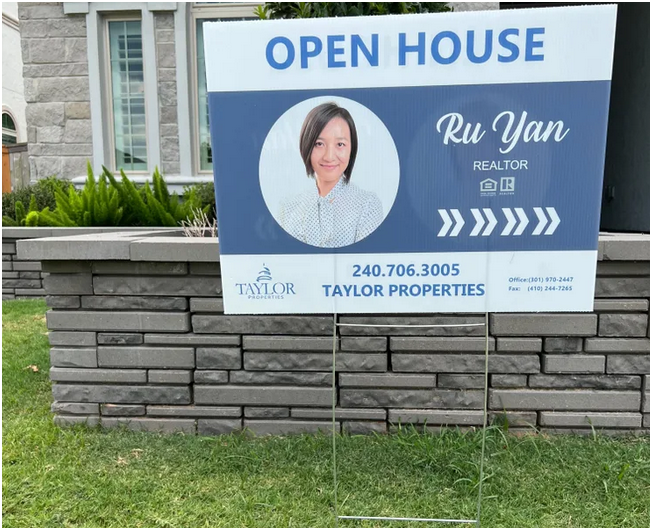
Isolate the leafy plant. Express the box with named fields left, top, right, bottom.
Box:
left=2, top=176, right=75, bottom=223
left=3, top=163, right=211, bottom=228
left=184, top=181, right=216, bottom=220
left=255, top=2, right=450, bottom=19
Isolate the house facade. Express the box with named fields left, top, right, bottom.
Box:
left=3, top=2, right=27, bottom=144
left=17, top=2, right=497, bottom=189
left=17, top=2, right=649, bottom=232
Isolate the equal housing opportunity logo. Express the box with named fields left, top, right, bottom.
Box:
left=235, top=264, right=296, bottom=300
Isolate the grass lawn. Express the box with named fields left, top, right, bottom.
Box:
left=2, top=299, right=650, bottom=528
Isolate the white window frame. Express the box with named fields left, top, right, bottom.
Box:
left=2, top=108, right=19, bottom=145
left=103, top=13, right=149, bottom=174
left=83, top=2, right=160, bottom=176
left=189, top=3, right=260, bottom=175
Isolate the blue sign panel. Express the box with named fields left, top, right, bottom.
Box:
left=204, top=5, right=617, bottom=314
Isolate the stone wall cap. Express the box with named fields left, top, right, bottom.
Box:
left=130, top=237, right=220, bottom=262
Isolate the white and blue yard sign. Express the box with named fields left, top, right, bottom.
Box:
left=204, top=5, right=617, bottom=314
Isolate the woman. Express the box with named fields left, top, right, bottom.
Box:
left=278, top=102, right=383, bottom=248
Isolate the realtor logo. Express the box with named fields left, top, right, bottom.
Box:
left=500, top=176, right=515, bottom=193
left=235, top=264, right=296, bottom=300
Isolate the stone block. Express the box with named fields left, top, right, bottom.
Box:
left=42, top=274, right=92, bottom=295
left=593, top=299, right=649, bottom=312
left=339, top=374, right=436, bottom=388
left=599, top=314, right=648, bottom=337
left=48, top=331, right=96, bottom=347
left=38, top=126, right=64, bottom=143
left=243, top=352, right=387, bottom=372
left=644, top=415, right=650, bottom=428
left=64, top=38, right=87, bottom=63
left=51, top=402, right=99, bottom=415
left=3, top=279, right=42, bottom=289
left=147, top=406, right=241, bottom=418
left=160, top=123, right=178, bottom=137
left=291, top=408, right=387, bottom=421
left=130, top=238, right=219, bottom=262
left=602, top=237, right=650, bottom=261
left=24, top=63, right=89, bottom=78
left=25, top=103, right=65, bottom=128
left=19, top=272, right=42, bottom=279
left=244, top=420, right=338, bottom=435
left=196, top=347, right=241, bottom=369
left=93, top=276, right=220, bottom=297
left=606, top=355, right=650, bottom=374
left=53, top=384, right=191, bottom=404
left=149, top=370, right=192, bottom=384
left=438, top=374, right=486, bottom=389
left=144, top=333, right=240, bottom=346
left=97, top=333, right=143, bottom=345
left=157, top=43, right=176, bottom=67
left=643, top=393, right=650, bottom=414
left=646, top=375, right=650, bottom=391
left=98, top=346, right=195, bottom=369
left=543, top=338, right=583, bottom=352
left=496, top=338, right=542, bottom=352
left=340, top=316, right=485, bottom=336
left=585, top=338, right=650, bottom=352
left=542, top=355, right=605, bottom=374
left=81, top=296, right=188, bottom=311
left=194, top=370, right=229, bottom=384
left=595, top=277, right=650, bottom=298
left=28, top=37, right=66, bottom=63
left=243, top=336, right=335, bottom=351
left=50, top=368, right=146, bottom=383
left=156, top=29, right=175, bottom=44
left=11, top=261, right=42, bottom=272
left=2, top=262, right=13, bottom=272
left=50, top=348, right=97, bottom=368
left=244, top=407, right=289, bottom=418
left=65, top=102, right=91, bottom=119
left=490, top=314, right=597, bottom=336
left=101, top=417, right=195, bottom=434
left=16, top=289, right=46, bottom=297
left=392, top=354, right=539, bottom=374
left=229, top=371, right=331, bottom=386
left=42, top=261, right=91, bottom=273
left=597, top=261, right=649, bottom=277
left=198, top=419, right=242, bottom=436
left=343, top=421, right=387, bottom=435
left=491, top=374, right=527, bottom=387
left=47, top=311, right=190, bottom=332
left=60, top=157, right=88, bottom=178
left=195, top=386, right=332, bottom=407
left=340, top=337, right=388, bottom=352
left=101, top=404, right=146, bottom=416
left=189, top=298, right=224, bottom=313
left=3, top=271, right=18, bottom=278
left=341, top=389, right=483, bottom=409
left=159, top=81, right=177, bottom=106
left=528, top=374, right=641, bottom=390
left=54, top=415, right=100, bottom=428
left=489, top=390, right=640, bottom=411
left=193, top=315, right=332, bottom=335
left=91, top=261, right=188, bottom=275
left=25, top=77, right=90, bottom=102
left=539, top=412, right=642, bottom=428
left=189, top=262, right=221, bottom=276
left=388, top=409, right=484, bottom=425
left=488, top=411, right=537, bottom=428
left=18, top=4, right=66, bottom=20
left=2, top=243, right=16, bottom=254
left=390, top=337, right=495, bottom=351
left=2, top=295, right=15, bottom=300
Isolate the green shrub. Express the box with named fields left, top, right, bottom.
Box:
left=255, top=2, right=450, bottom=19
left=184, top=181, right=216, bottom=220
left=2, top=176, right=75, bottom=222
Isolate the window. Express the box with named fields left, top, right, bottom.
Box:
left=2, top=113, right=17, bottom=145
left=107, top=19, right=147, bottom=171
left=192, top=4, right=258, bottom=172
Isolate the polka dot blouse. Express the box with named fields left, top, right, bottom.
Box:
left=279, top=176, right=383, bottom=248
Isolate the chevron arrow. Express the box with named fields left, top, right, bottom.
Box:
left=501, top=208, right=517, bottom=236
left=449, top=209, right=465, bottom=237
left=482, top=208, right=497, bottom=236
left=532, top=207, right=547, bottom=235
left=470, top=209, right=485, bottom=237
left=437, top=209, right=452, bottom=237
left=545, top=207, right=560, bottom=235
left=513, top=208, right=529, bottom=236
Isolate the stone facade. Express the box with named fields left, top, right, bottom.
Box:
left=12, top=231, right=651, bottom=436
left=18, top=2, right=91, bottom=180
left=155, top=12, right=180, bottom=176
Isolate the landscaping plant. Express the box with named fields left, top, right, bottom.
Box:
left=1, top=176, right=75, bottom=226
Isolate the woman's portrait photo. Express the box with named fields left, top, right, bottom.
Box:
left=259, top=96, right=400, bottom=249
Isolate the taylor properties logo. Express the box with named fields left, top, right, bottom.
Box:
left=235, top=264, right=296, bottom=300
